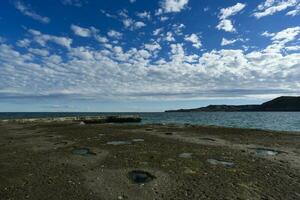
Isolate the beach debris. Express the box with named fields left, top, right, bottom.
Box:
left=207, top=159, right=234, bottom=167
left=145, top=128, right=153, bottom=131
left=165, top=132, right=173, bottom=135
left=179, top=153, right=193, bottom=158
left=106, top=141, right=132, bottom=145
left=132, top=139, right=144, bottom=142
left=79, top=121, right=85, bottom=125
left=72, top=147, right=96, bottom=156
left=128, top=170, right=156, bottom=184
left=254, top=148, right=280, bottom=156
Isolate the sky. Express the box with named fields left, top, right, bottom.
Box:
left=0, top=0, right=300, bottom=112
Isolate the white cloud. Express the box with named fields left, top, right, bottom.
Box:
left=28, top=48, right=49, bottom=57
left=153, top=28, right=164, bottom=36
left=136, top=11, right=151, bottom=20
left=28, top=29, right=72, bottom=48
left=261, top=31, right=275, bottom=37
left=216, top=3, right=246, bottom=32
left=14, top=1, right=50, bottom=24
left=285, top=45, right=300, bottom=51
left=219, top=3, right=246, bottom=19
left=173, top=24, right=185, bottom=35
left=61, top=0, right=86, bottom=7
left=221, top=38, right=237, bottom=46
left=107, top=30, right=123, bottom=39
left=221, top=38, right=245, bottom=46
left=263, top=26, right=300, bottom=53
left=16, top=39, right=31, bottom=47
left=161, top=0, right=189, bottom=13
left=184, top=34, right=202, bottom=49
left=71, top=24, right=92, bottom=37
left=144, top=42, right=161, bottom=52
left=286, top=3, right=300, bottom=16
left=253, top=0, right=298, bottom=19
left=216, top=19, right=235, bottom=32
left=121, top=12, right=147, bottom=30
left=165, top=32, right=175, bottom=42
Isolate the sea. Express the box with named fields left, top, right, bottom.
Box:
left=1, top=112, right=300, bottom=132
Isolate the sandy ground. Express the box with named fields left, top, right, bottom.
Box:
left=0, top=122, right=299, bottom=200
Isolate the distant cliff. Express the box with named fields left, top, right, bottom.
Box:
left=165, top=96, right=300, bottom=112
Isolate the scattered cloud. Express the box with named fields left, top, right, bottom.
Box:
left=136, top=11, right=151, bottom=20
left=286, top=3, right=300, bottom=16
left=1, top=26, right=300, bottom=101
left=165, top=32, right=175, bottom=42
left=28, top=29, right=72, bottom=48
left=71, top=24, right=92, bottom=37
left=107, top=30, right=123, bottom=39
left=221, top=38, right=244, bottom=46
left=14, top=1, right=50, bottom=23
left=160, top=0, right=189, bottom=13
left=61, top=0, right=86, bottom=7
left=216, top=3, right=246, bottom=32
left=184, top=34, right=202, bottom=49
left=253, top=0, right=298, bottom=19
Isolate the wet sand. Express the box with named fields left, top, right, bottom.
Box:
left=0, top=122, right=299, bottom=200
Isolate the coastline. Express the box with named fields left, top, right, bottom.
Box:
left=0, top=122, right=299, bottom=199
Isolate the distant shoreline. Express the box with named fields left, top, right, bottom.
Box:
left=165, top=96, right=300, bottom=112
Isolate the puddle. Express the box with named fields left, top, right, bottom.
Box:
left=128, top=170, right=156, bottom=184
left=132, top=139, right=144, bottom=142
left=106, top=141, right=132, bottom=145
left=179, top=153, right=193, bottom=158
left=207, top=159, right=234, bottom=167
left=254, top=148, right=280, bottom=156
left=72, top=148, right=96, bottom=156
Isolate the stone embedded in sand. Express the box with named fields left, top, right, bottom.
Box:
left=128, top=170, right=156, bottom=184
left=255, top=148, right=280, bottom=156
left=132, top=139, right=144, bottom=142
left=54, top=141, right=68, bottom=145
left=72, top=147, right=96, bottom=156
left=106, top=141, right=132, bottom=145
left=207, top=159, right=234, bottom=167
left=165, top=132, right=173, bottom=135
left=179, top=153, right=193, bottom=158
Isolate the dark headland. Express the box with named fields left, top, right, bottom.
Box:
left=165, top=96, right=300, bottom=112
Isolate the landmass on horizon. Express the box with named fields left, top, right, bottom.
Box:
left=165, top=96, right=300, bottom=112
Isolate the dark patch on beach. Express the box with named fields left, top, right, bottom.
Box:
left=128, top=170, right=156, bottom=184
left=72, top=147, right=96, bottom=156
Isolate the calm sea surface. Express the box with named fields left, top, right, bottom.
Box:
left=0, top=112, right=300, bottom=132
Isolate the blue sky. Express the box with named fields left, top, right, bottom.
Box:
left=0, top=0, right=300, bottom=112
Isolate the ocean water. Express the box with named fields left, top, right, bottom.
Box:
left=0, top=112, right=300, bottom=132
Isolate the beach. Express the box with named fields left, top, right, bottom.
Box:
left=0, top=121, right=299, bottom=200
